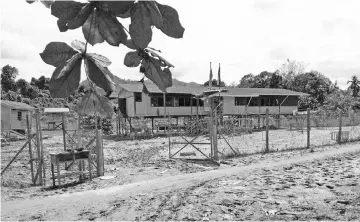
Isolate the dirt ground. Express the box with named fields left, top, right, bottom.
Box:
left=1, top=143, right=359, bottom=221
left=102, top=151, right=360, bottom=221
left=1, top=127, right=360, bottom=201
left=1, top=127, right=360, bottom=221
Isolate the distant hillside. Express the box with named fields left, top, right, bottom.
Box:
left=80, top=74, right=202, bottom=89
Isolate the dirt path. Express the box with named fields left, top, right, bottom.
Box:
left=2, top=143, right=360, bottom=221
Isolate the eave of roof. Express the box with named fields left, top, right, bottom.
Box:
left=1, top=100, right=35, bottom=111
left=109, top=83, right=310, bottom=98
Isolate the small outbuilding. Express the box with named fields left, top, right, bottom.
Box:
left=1, top=100, right=35, bottom=133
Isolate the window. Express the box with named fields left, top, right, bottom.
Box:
left=248, top=97, right=258, bottom=106
left=134, top=92, right=142, bottom=102
left=17, top=111, right=22, bottom=121
left=184, top=97, right=191, bottom=106
left=174, top=96, right=179, bottom=107
left=179, top=97, right=185, bottom=107
left=191, top=98, right=198, bottom=106
left=157, top=95, right=164, bottom=106
left=166, top=95, right=174, bottom=107
left=151, top=95, right=158, bottom=107
left=261, top=99, right=265, bottom=106
left=235, top=97, right=247, bottom=106
left=199, top=99, right=204, bottom=107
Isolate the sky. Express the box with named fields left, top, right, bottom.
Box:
left=1, top=0, right=360, bottom=89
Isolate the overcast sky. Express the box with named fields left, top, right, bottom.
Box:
left=1, top=0, right=360, bottom=89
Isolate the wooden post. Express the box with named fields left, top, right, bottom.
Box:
left=77, top=114, right=82, bottom=149
left=163, top=93, right=166, bottom=116
left=196, top=98, right=199, bottom=121
left=96, top=128, right=104, bottom=177
left=307, top=108, right=311, bottom=151
left=26, top=115, right=35, bottom=184
left=62, top=114, right=67, bottom=151
left=35, top=109, right=42, bottom=185
left=209, top=98, right=214, bottom=158
left=338, top=110, right=342, bottom=144
left=258, top=98, right=261, bottom=129
left=38, top=113, right=46, bottom=186
left=265, top=108, right=269, bottom=153
left=129, top=118, right=132, bottom=134
left=151, top=117, right=154, bottom=133
left=278, top=105, right=281, bottom=128
left=213, top=108, right=218, bottom=160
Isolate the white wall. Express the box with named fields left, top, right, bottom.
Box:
left=1, top=105, right=11, bottom=131
left=127, top=93, right=205, bottom=117
left=222, top=97, right=297, bottom=115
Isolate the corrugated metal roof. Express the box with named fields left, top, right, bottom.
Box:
left=1, top=100, right=35, bottom=111
left=44, top=108, right=70, bottom=113
left=109, top=83, right=309, bottom=98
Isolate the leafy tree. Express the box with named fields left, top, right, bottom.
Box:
left=322, top=90, right=359, bottom=113
left=203, top=79, right=225, bottom=87
left=292, top=71, right=332, bottom=109
left=254, top=71, right=273, bottom=88
left=30, top=77, right=37, bottom=86
left=16, top=78, right=29, bottom=96
left=269, top=72, right=283, bottom=88
left=25, top=86, right=39, bottom=99
left=29, top=0, right=185, bottom=118
left=238, top=73, right=256, bottom=88
left=35, top=75, right=50, bottom=90
left=278, top=59, right=307, bottom=89
left=1, top=65, right=19, bottom=92
left=347, top=75, right=360, bottom=97
left=238, top=71, right=282, bottom=88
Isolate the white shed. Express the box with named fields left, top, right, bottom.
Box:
left=1, top=100, right=35, bottom=132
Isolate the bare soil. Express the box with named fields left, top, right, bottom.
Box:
left=1, top=127, right=360, bottom=221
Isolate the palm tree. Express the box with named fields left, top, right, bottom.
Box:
left=347, top=75, right=360, bottom=97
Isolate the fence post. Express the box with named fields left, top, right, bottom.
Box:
left=213, top=109, right=218, bottom=161
left=96, top=127, right=104, bottom=177
left=338, top=110, right=342, bottom=144
left=307, top=108, right=312, bottom=151
left=26, top=115, right=35, bottom=184
left=265, top=108, right=269, bottom=153
left=35, top=109, right=43, bottom=185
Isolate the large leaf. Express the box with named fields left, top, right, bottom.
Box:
left=142, top=58, right=172, bottom=92
left=49, top=55, right=82, bottom=98
left=123, top=39, right=137, bottom=50
left=143, top=1, right=163, bottom=28
left=75, top=90, right=114, bottom=118
left=129, top=2, right=152, bottom=49
left=40, top=42, right=78, bottom=67
left=86, top=53, right=111, bottom=67
left=156, top=3, right=184, bottom=38
left=67, top=4, right=93, bottom=30
left=71, top=39, right=86, bottom=53
left=51, top=1, right=85, bottom=32
left=82, top=10, right=105, bottom=46
left=98, top=1, right=134, bottom=17
left=124, top=51, right=141, bottom=67
left=85, top=58, right=115, bottom=92
left=40, top=0, right=54, bottom=8
left=97, top=11, right=127, bottom=46
left=56, top=53, right=83, bottom=79
left=145, top=48, right=174, bottom=68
